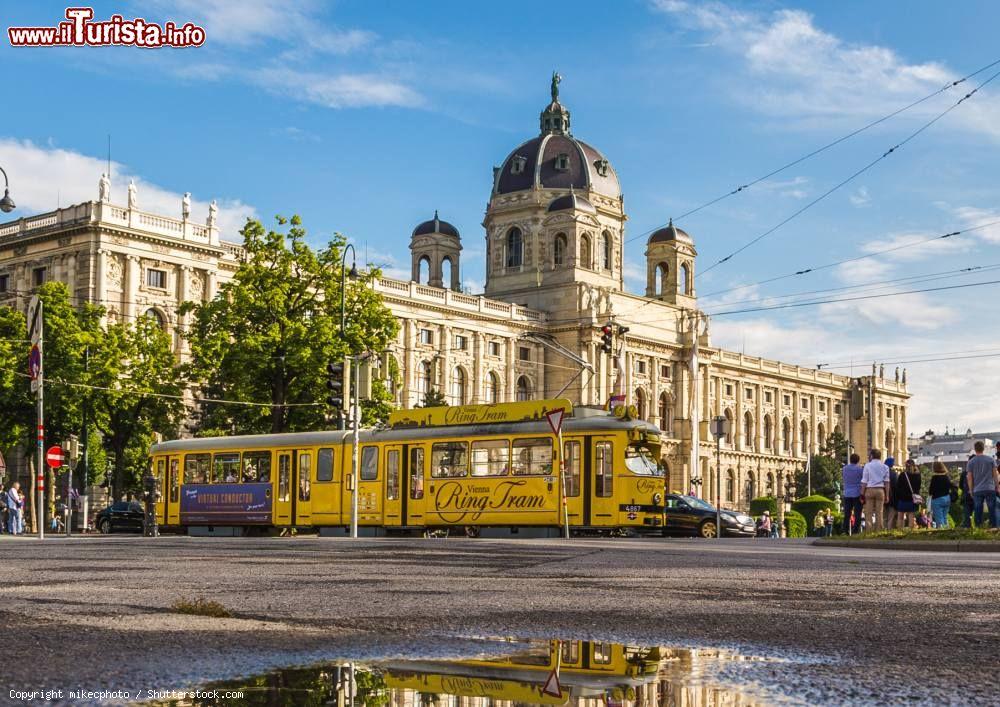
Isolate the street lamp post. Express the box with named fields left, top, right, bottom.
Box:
left=710, top=415, right=728, bottom=539
left=778, top=475, right=797, bottom=538
left=339, top=244, right=359, bottom=538
left=0, top=166, right=15, bottom=213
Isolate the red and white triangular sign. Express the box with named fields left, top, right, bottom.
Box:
left=545, top=408, right=565, bottom=436
left=541, top=667, right=562, bottom=698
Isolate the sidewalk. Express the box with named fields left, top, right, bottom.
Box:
left=815, top=537, right=1000, bottom=552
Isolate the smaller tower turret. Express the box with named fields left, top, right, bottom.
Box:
left=645, top=219, right=697, bottom=306
left=410, top=211, right=462, bottom=290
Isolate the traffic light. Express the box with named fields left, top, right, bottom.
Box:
left=326, top=362, right=345, bottom=409
left=600, top=323, right=613, bottom=353
left=616, top=324, right=630, bottom=337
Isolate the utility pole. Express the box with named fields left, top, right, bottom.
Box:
left=27, top=296, right=45, bottom=540
left=710, top=414, right=727, bottom=539
left=350, top=355, right=361, bottom=539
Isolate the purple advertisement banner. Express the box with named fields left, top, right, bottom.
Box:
left=180, top=483, right=272, bottom=524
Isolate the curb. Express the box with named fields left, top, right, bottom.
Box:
left=814, top=539, right=1000, bottom=552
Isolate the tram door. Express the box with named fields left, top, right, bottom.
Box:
left=275, top=452, right=293, bottom=525
left=562, top=439, right=584, bottom=527
left=154, top=457, right=167, bottom=525
left=166, top=456, right=181, bottom=526
left=589, top=437, right=617, bottom=526
left=382, top=445, right=403, bottom=527
left=405, top=446, right=426, bottom=526
left=294, top=449, right=312, bottom=525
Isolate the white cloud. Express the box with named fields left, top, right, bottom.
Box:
left=858, top=231, right=970, bottom=262
left=253, top=68, right=423, bottom=109
left=755, top=175, right=810, bottom=199
left=849, top=186, right=870, bottom=207
left=0, top=138, right=256, bottom=239
left=653, top=1, right=1000, bottom=139
left=950, top=205, right=1000, bottom=244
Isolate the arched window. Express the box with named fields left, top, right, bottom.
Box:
left=418, top=256, right=430, bottom=284
left=817, top=423, right=826, bottom=451
left=441, top=257, right=453, bottom=290
left=485, top=372, right=500, bottom=403
left=553, top=233, right=567, bottom=266
left=635, top=388, right=647, bottom=420
left=800, top=420, right=810, bottom=455
left=744, top=411, right=755, bottom=451
left=506, top=228, right=523, bottom=268
left=656, top=262, right=668, bottom=296
left=659, top=392, right=673, bottom=434
left=417, top=360, right=433, bottom=398
left=680, top=262, right=691, bottom=294
left=516, top=375, right=531, bottom=402
left=766, top=472, right=775, bottom=495
left=782, top=418, right=791, bottom=453
left=579, top=234, right=591, bottom=269
left=601, top=231, right=612, bottom=270
left=724, top=408, right=733, bottom=445
left=763, top=415, right=773, bottom=450
left=725, top=469, right=735, bottom=503
left=449, top=367, right=466, bottom=405
left=746, top=475, right=756, bottom=503
left=144, top=308, right=166, bottom=331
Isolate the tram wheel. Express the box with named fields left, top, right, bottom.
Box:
left=699, top=520, right=717, bottom=538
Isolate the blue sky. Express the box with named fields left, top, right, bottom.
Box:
left=2, top=0, right=1000, bottom=432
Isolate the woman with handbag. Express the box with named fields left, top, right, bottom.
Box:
left=928, top=461, right=954, bottom=528
left=896, top=459, right=923, bottom=529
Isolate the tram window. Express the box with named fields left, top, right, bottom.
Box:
left=317, top=448, right=334, bottom=482
left=596, top=441, right=613, bottom=497
left=169, top=459, right=179, bottom=503
left=386, top=450, right=400, bottom=500
left=184, top=453, right=211, bottom=484
left=410, top=448, right=425, bottom=498
left=242, top=451, right=271, bottom=483
left=560, top=641, right=581, bottom=665
left=563, top=441, right=581, bottom=497
left=471, top=439, right=509, bottom=476
left=278, top=455, right=291, bottom=502
left=431, top=442, right=468, bottom=478
left=361, top=446, right=379, bottom=481
left=593, top=642, right=613, bottom=665
left=213, top=452, right=241, bottom=483
left=511, top=438, right=553, bottom=475
left=298, top=453, right=311, bottom=502
left=155, top=458, right=165, bottom=495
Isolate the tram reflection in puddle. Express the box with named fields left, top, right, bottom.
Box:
left=152, top=639, right=773, bottom=706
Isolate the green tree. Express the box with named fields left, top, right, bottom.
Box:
left=796, top=431, right=850, bottom=500
left=0, top=305, right=30, bottom=455
left=419, top=388, right=447, bottom=408
left=87, top=315, right=185, bottom=499
left=181, top=215, right=398, bottom=434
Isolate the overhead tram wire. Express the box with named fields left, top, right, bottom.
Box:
left=699, top=67, right=1000, bottom=278
left=623, top=56, right=1000, bottom=247
left=698, top=218, right=1000, bottom=301
left=816, top=345, right=1000, bottom=369
left=818, top=351, right=1000, bottom=370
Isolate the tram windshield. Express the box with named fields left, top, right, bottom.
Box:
left=624, top=445, right=662, bottom=476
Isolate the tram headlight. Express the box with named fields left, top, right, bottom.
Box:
left=652, top=492, right=663, bottom=505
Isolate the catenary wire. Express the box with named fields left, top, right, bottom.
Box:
left=623, top=56, right=1000, bottom=246
left=817, top=345, right=1000, bottom=368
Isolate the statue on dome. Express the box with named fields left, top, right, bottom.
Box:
left=182, top=192, right=191, bottom=220
left=550, top=71, right=561, bottom=101
left=128, top=179, right=138, bottom=210
left=98, top=173, right=110, bottom=203
left=207, top=199, right=218, bottom=228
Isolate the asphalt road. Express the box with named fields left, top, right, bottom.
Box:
left=1, top=535, right=997, bottom=705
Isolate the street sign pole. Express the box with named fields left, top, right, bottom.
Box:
left=350, top=355, right=361, bottom=539
left=545, top=408, right=568, bottom=539
left=28, top=296, right=45, bottom=540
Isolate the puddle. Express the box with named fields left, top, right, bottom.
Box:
left=149, top=638, right=781, bottom=706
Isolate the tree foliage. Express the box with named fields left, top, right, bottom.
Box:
left=181, top=215, right=399, bottom=434
left=795, top=431, right=850, bottom=500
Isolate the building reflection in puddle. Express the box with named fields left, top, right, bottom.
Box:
left=158, top=639, right=772, bottom=706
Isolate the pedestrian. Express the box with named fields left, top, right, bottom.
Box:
left=966, top=441, right=999, bottom=528
left=0, top=482, right=7, bottom=534
left=959, top=455, right=976, bottom=527
left=824, top=508, right=834, bottom=537
left=860, top=449, right=891, bottom=532
left=6, top=481, right=22, bottom=535
left=841, top=453, right=864, bottom=534
left=759, top=511, right=772, bottom=538
left=916, top=507, right=932, bottom=528
left=884, top=457, right=899, bottom=530
left=928, top=461, right=954, bottom=529
left=770, top=514, right=780, bottom=538
left=895, top=459, right=922, bottom=529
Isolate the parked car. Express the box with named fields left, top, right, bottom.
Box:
left=662, top=494, right=756, bottom=538
left=95, top=501, right=144, bottom=534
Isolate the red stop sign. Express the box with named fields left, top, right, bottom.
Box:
left=46, top=446, right=64, bottom=468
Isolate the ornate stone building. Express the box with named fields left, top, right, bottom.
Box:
left=0, top=78, right=910, bottom=511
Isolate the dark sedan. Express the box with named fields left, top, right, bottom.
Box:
left=95, top=501, right=144, bottom=534
left=662, top=494, right=756, bottom=538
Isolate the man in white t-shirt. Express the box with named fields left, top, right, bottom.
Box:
left=860, top=449, right=891, bottom=532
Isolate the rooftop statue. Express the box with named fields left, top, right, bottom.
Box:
left=551, top=71, right=561, bottom=101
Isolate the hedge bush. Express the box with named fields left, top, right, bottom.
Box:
left=791, top=494, right=837, bottom=530
left=784, top=510, right=807, bottom=538
left=749, top=496, right=778, bottom=518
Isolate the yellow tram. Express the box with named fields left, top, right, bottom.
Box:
left=150, top=399, right=667, bottom=536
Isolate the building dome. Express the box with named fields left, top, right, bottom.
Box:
left=493, top=74, right=621, bottom=200
left=647, top=219, right=693, bottom=246
left=412, top=210, right=460, bottom=239
left=547, top=191, right=596, bottom=214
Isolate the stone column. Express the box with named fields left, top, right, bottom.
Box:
left=535, top=343, right=544, bottom=399
left=176, top=265, right=189, bottom=356
left=472, top=333, right=483, bottom=403
left=403, top=319, right=415, bottom=407
left=650, top=357, right=660, bottom=428
left=506, top=338, right=517, bottom=402
left=124, top=255, right=141, bottom=322
left=94, top=249, right=107, bottom=307
left=440, top=325, right=451, bottom=402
